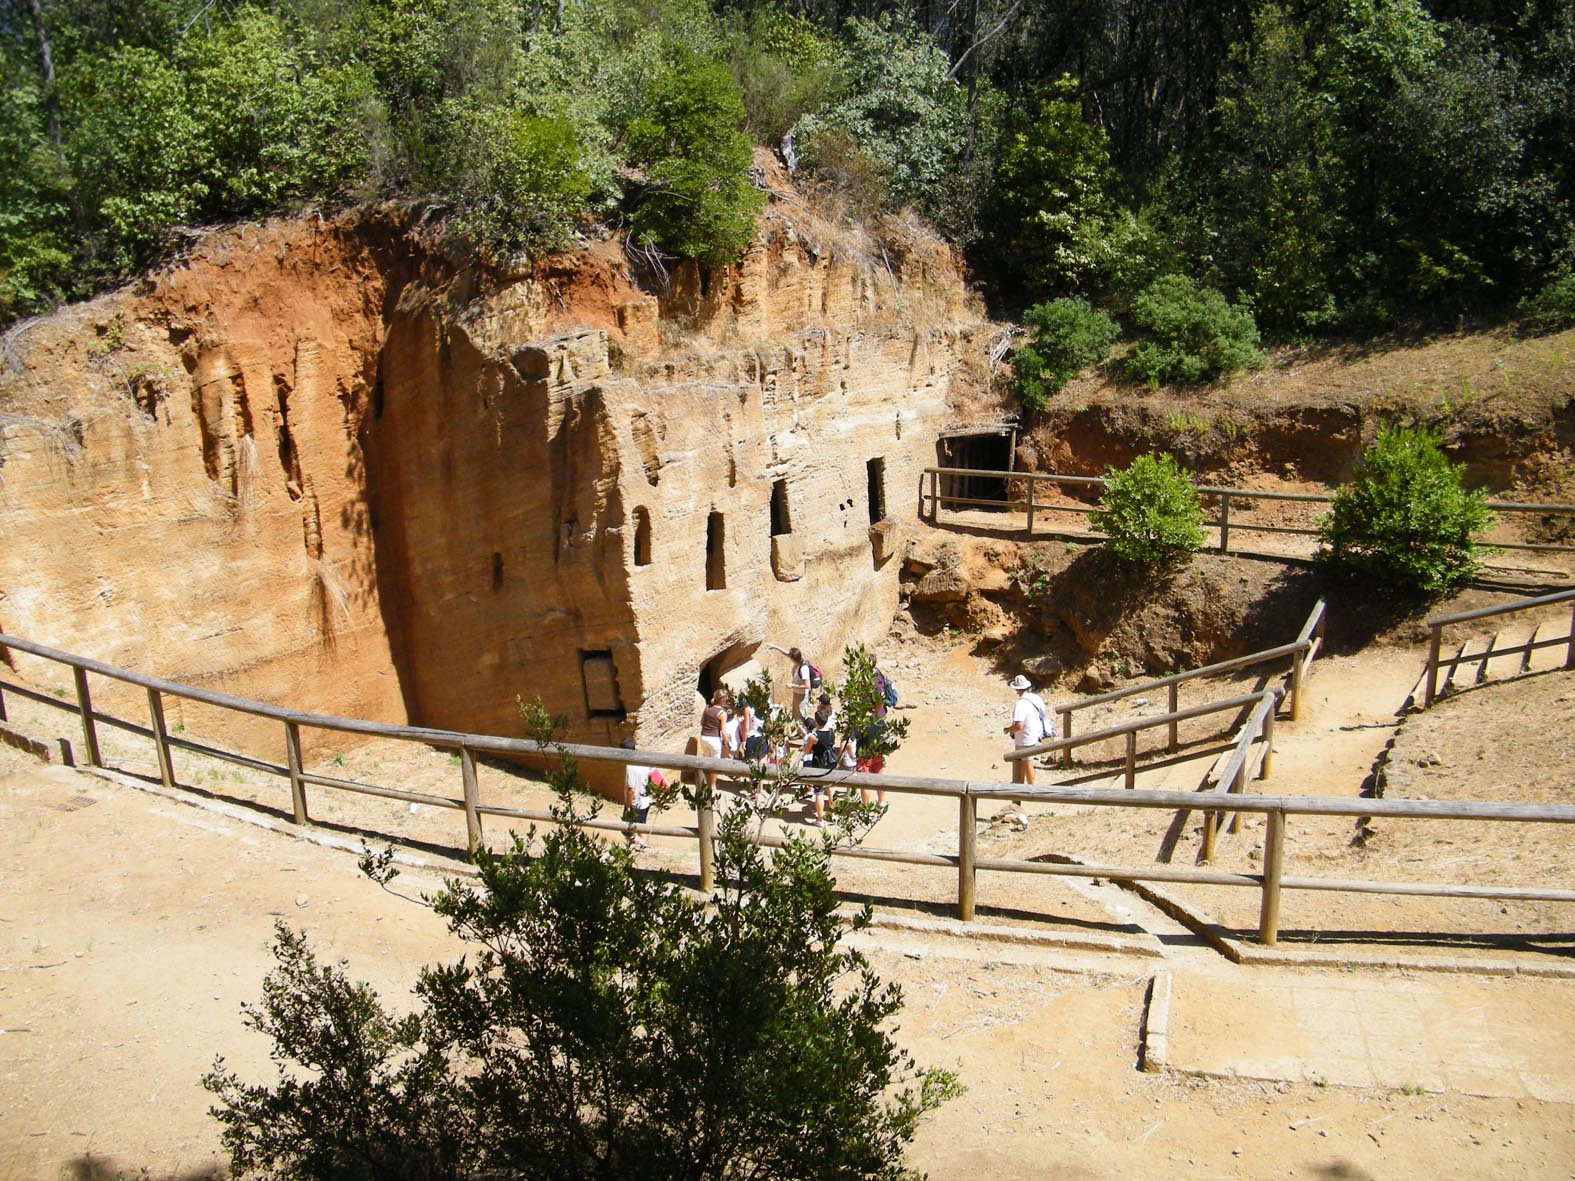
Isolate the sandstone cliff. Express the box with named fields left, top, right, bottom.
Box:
left=0, top=166, right=993, bottom=761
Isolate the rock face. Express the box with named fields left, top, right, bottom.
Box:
left=0, top=177, right=990, bottom=769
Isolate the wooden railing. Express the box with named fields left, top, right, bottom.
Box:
left=1004, top=688, right=1278, bottom=785
left=1422, top=588, right=1575, bottom=707
left=3, top=630, right=1574, bottom=948
left=1049, top=600, right=1325, bottom=766
left=919, top=467, right=1575, bottom=556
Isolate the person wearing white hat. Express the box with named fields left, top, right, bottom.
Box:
left=1003, top=674, right=1050, bottom=787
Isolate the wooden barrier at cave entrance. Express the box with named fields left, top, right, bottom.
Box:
left=2, top=628, right=1574, bottom=949
left=918, top=466, right=1575, bottom=557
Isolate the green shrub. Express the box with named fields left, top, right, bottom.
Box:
left=989, top=77, right=1156, bottom=304
left=440, top=101, right=592, bottom=252
left=1317, top=423, right=1493, bottom=592
left=1517, top=270, right=1575, bottom=332
left=205, top=698, right=956, bottom=1181
left=1125, top=273, right=1264, bottom=386
left=622, top=48, right=764, bottom=267
left=1012, top=297, right=1120, bottom=412
left=1090, top=452, right=1207, bottom=565
left=722, top=8, right=844, bottom=141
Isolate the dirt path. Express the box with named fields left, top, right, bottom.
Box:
left=2, top=614, right=1573, bottom=1179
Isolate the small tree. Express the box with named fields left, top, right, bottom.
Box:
left=1011, top=297, right=1120, bottom=412
left=1318, top=423, right=1492, bottom=592
left=1125, top=273, right=1264, bottom=386
left=206, top=684, right=954, bottom=1181
left=1090, top=452, right=1206, bottom=566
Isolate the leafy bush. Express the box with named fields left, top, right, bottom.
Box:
left=1012, top=297, right=1120, bottom=412
left=205, top=692, right=955, bottom=1181
left=1517, top=269, right=1575, bottom=332
left=789, top=16, right=970, bottom=230
left=1317, top=423, right=1492, bottom=592
left=1125, top=274, right=1264, bottom=386
left=440, top=101, right=592, bottom=252
left=989, top=77, right=1156, bottom=304
left=723, top=7, right=844, bottom=141
left=1090, top=452, right=1207, bottom=565
left=63, top=46, right=210, bottom=270
left=622, top=47, right=764, bottom=267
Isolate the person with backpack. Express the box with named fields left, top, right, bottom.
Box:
left=1004, top=674, right=1052, bottom=787
left=767, top=643, right=821, bottom=721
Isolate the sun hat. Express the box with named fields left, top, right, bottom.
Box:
left=1008, top=674, right=1032, bottom=691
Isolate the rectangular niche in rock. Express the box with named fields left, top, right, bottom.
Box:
left=866, top=457, right=888, bottom=526
left=580, top=651, right=626, bottom=720
left=706, top=511, right=726, bottom=591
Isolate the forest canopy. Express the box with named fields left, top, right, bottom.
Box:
left=3, top=0, right=1572, bottom=339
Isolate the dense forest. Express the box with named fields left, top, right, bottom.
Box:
left=2, top=0, right=1572, bottom=344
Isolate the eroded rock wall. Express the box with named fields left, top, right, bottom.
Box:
left=0, top=185, right=988, bottom=763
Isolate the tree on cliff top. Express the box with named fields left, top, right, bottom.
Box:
left=205, top=694, right=956, bottom=1181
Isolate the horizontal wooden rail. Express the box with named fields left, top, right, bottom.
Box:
left=920, top=467, right=1575, bottom=556
left=1422, top=588, right=1575, bottom=707
left=3, top=630, right=1573, bottom=948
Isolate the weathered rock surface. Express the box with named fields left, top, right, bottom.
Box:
left=0, top=171, right=994, bottom=770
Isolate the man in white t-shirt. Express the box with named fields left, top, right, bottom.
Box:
left=1003, top=674, right=1051, bottom=787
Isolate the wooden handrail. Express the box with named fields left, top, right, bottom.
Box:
left=920, top=466, right=1575, bottom=556
left=5, top=630, right=1574, bottom=950
left=1006, top=689, right=1277, bottom=762
left=1422, top=588, right=1575, bottom=707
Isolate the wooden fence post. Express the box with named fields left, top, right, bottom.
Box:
left=72, top=665, right=101, bottom=767
left=1167, top=683, right=1180, bottom=751
left=147, top=687, right=174, bottom=789
left=1218, top=492, right=1231, bottom=554
left=284, top=721, right=308, bottom=825
left=1289, top=647, right=1306, bottom=722
left=0, top=677, right=7, bottom=722
left=698, top=795, right=716, bottom=893
left=1060, top=708, right=1073, bottom=767
left=957, top=793, right=977, bottom=921
left=1258, top=809, right=1285, bottom=946
left=1124, top=731, right=1137, bottom=789
left=1025, top=478, right=1035, bottom=535
left=1258, top=708, right=1275, bottom=782
left=1424, top=625, right=1443, bottom=707
left=1566, top=600, right=1575, bottom=669
left=460, top=745, right=483, bottom=859
left=929, top=470, right=939, bottom=523
left=1200, top=807, right=1217, bottom=863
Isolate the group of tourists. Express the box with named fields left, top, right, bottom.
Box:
left=642, top=644, right=1056, bottom=836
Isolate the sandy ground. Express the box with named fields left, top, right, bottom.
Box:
left=2, top=606, right=1574, bottom=1180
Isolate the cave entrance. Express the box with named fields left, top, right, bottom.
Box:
left=936, top=428, right=1015, bottom=509
left=696, top=641, right=764, bottom=710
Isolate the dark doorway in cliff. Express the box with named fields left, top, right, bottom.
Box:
left=697, top=641, right=763, bottom=708
left=633, top=507, right=652, bottom=566
left=937, top=428, right=1014, bottom=508
left=706, top=511, right=726, bottom=590
left=866, top=458, right=887, bottom=524
left=771, top=480, right=792, bottom=536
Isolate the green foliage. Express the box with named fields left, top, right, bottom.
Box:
left=622, top=46, right=763, bottom=267
left=180, top=10, right=373, bottom=214
left=1090, top=452, right=1206, bottom=566
left=839, top=642, right=910, bottom=762
left=62, top=45, right=209, bottom=270
left=1317, top=423, right=1493, bottom=593
left=206, top=688, right=952, bottom=1180
left=722, top=7, right=844, bottom=142
left=790, top=16, right=971, bottom=233
left=439, top=100, right=592, bottom=252
left=1125, top=274, right=1263, bottom=386
left=1517, top=270, right=1575, bottom=332
left=989, top=78, right=1156, bottom=303
left=1011, top=297, right=1120, bottom=412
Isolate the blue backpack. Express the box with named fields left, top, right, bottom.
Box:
left=876, top=672, right=898, bottom=709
